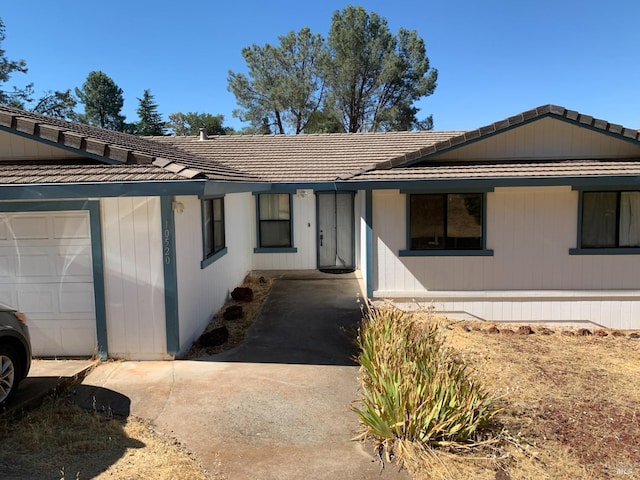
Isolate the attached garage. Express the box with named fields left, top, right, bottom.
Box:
left=0, top=205, right=100, bottom=357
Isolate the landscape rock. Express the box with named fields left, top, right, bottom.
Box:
left=518, top=325, right=534, bottom=335
left=611, top=330, right=626, bottom=337
left=594, top=330, right=608, bottom=337
left=501, top=328, right=515, bottom=335
left=577, top=328, right=592, bottom=336
left=538, top=327, right=554, bottom=335
left=629, top=332, right=640, bottom=339
left=561, top=330, right=575, bottom=337
left=198, top=326, right=229, bottom=347
left=231, top=287, right=254, bottom=302
left=485, top=326, right=500, bottom=334
left=223, top=305, right=244, bottom=320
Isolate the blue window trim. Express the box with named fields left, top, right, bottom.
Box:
left=570, top=187, right=640, bottom=255
left=200, top=196, right=227, bottom=268
left=0, top=200, right=109, bottom=359
left=253, top=192, right=298, bottom=254
left=399, top=191, right=494, bottom=257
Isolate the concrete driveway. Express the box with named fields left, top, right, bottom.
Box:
left=76, top=271, right=407, bottom=479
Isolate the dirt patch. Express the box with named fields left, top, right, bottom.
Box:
left=0, top=395, right=213, bottom=479
left=401, top=319, right=640, bottom=479
left=184, top=273, right=273, bottom=357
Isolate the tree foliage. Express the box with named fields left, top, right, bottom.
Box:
left=228, top=7, right=437, bottom=134
left=75, top=71, right=126, bottom=131
left=0, top=18, right=32, bottom=107
left=167, top=112, right=233, bottom=136
left=325, top=6, right=437, bottom=132
left=228, top=27, right=328, bottom=134
left=134, top=89, right=165, bottom=135
left=31, top=89, right=77, bottom=119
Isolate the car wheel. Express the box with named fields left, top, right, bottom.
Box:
left=0, top=344, right=22, bottom=408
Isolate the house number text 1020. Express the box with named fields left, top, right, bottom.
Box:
left=163, top=219, right=172, bottom=265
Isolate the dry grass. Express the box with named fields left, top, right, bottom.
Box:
left=0, top=395, right=213, bottom=479
left=400, top=316, right=640, bottom=480
left=185, top=272, right=273, bottom=356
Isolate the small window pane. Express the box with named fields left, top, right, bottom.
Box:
left=582, top=192, right=617, bottom=248
left=203, top=199, right=214, bottom=256
left=213, top=198, right=225, bottom=252
left=259, top=194, right=290, bottom=220
left=410, top=194, right=445, bottom=249
left=203, top=197, right=225, bottom=259
left=619, top=192, right=640, bottom=247
left=260, top=221, right=291, bottom=247
left=447, top=194, right=483, bottom=249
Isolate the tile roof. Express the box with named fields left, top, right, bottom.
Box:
left=1, top=104, right=639, bottom=187
left=0, top=163, right=186, bottom=184
left=150, top=130, right=465, bottom=182
left=0, top=106, right=254, bottom=182
left=348, top=160, right=640, bottom=182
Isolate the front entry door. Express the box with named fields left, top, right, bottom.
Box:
left=317, top=192, right=355, bottom=272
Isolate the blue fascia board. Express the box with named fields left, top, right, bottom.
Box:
left=0, top=180, right=207, bottom=200
left=569, top=248, right=640, bottom=255
left=338, top=175, right=640, bottom=191
left=203, top=181, right=271, bottom=195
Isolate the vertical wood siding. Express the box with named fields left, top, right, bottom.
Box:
left=373, top=187, right=640, bottom=329
left=101, top=197, right=167, bottom=359
left=251, top=192, right=317, bottom=270
left=174, top=193, right=253, bottom=354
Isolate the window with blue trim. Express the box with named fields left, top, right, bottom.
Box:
left=409, top=193, right=484, bottom=250
left=257, top=193, right=292, bottom=248
left=581, top=191, right=640, bottom=248
left=203, top=197, right=225, bottom=258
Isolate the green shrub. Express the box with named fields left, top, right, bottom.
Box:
left=353, top=305, right=497, bottom=450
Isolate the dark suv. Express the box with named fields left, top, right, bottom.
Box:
left=0, top=303, right=31, bottom=408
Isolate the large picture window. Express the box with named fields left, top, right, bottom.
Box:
left=408, top=193, right=484, bottom=251
left=203, top=197, right=225, bottom=260
left=581, top=191, right=640, bottom=248
left=257, top=193, right=292, bottom=248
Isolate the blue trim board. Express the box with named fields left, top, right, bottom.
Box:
left=160, top=196, right=180, bottom=355
left=570, top=248, right=640, bottom=255
left=365, top=190, right=374, bottom=298
left=0, top=181, right=206, bottom=200
left=0, top=200, right=109, bottom=359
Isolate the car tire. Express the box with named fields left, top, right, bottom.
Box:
left=0, top=344, right=23, bottom=409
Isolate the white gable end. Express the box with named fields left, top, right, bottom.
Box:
left=432, top=117, right=640, bottom=162
left=0, top=129, right=84, bottom=161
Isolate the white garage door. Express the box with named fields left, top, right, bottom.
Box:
left=0, top=211, right=97, bottom=356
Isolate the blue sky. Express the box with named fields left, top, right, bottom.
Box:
left=2, top=1, right=639, bottom=132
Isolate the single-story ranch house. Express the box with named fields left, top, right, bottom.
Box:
left=1, top=104, right=639, bottom=359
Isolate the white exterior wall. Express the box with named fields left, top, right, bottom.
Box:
left=251, top=191, right=317, bottom=270
left=101, top=197, right=168, bottom=359
left=373, top=187, right=640, bottom=329
left=174, top=193, right=253, bottom=354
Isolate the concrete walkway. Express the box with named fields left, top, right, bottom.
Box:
left=76, top=271, right=408, bottom=480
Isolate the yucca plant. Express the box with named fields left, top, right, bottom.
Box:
left=353, top=305, right=497, bottom=456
